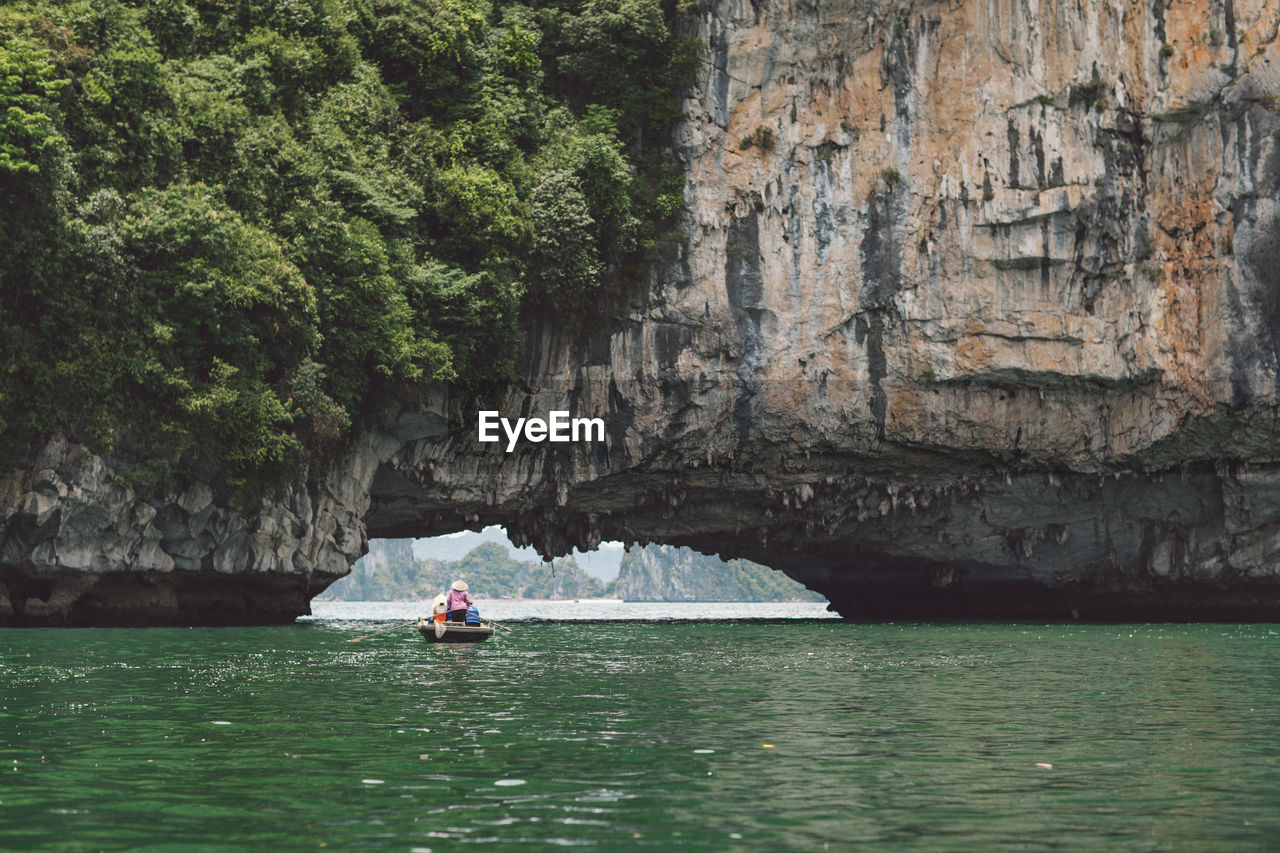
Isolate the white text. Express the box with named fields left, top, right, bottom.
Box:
left=478, top=410, right=606, bottom=452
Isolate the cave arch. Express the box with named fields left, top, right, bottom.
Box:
left=352, top=403, right=1280, bottom=622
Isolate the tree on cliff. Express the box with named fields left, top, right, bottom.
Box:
left=0, top=0, right=699, bottom=493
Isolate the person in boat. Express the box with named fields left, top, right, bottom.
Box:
left=446, top=580, right=472, bottom=623
left=431, top=593, right=448, bottom=623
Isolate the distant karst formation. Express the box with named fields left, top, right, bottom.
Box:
left=323, top=540, right=823, bottom=603
left=613, top=545, right=825, bottom=602
left=5, top=0, right=1280, bottom=623
left=322, top=540, right=606, bottom=602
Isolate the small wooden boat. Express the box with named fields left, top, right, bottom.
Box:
left=416, top=618, right=494, bottom=643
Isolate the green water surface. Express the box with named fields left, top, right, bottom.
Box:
left=2, top=621, right=1278, bottom=850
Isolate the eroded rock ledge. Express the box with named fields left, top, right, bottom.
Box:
left=4, top=0, right=1280, bottom=623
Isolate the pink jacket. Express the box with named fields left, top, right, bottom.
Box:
left=447, top=589, right=472, bottom=611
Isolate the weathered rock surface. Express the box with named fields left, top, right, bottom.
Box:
left=3, top=0, right=1280, bottom=623
left=0, top=409, right=447, bottom=624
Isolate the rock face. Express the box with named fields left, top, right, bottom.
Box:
left=370, top=0, right=1280, bottom=620
left=4, top=0, right=1280, bottom=623
left=0, top=410, right=447, bottom=625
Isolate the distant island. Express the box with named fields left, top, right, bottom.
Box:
left=615, top=545, right=824, bottom=602
left=320, top=541, right=606, bottom=602
left=322, top=539, right=823, bottom=603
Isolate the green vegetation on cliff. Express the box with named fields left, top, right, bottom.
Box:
left=324, top=540, right=606, bottom=600
left=0, top=0, right=698, bottom=487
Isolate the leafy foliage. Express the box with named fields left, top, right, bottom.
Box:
left=0, top=0, right=699, bottom=490
left=0, top=37, right=67, bottom=174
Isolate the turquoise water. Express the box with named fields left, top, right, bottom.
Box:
left=2, top=613, right=1279, bottom=850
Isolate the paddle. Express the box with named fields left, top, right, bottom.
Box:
left=347, top=619, right=418, bottom=642
left=483, top=618, right=536, bottom=641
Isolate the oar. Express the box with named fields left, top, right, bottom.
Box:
left=347, top=620, right=417, bottom=642
left=484, top=618, right=536, bottom=641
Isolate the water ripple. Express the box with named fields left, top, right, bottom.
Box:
left=1, top=619, right=1278, bottom=849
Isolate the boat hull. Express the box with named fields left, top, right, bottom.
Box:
left=416, top=619, right=494, bottom=643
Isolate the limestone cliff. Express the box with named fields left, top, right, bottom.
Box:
left=0, top=409, right=447, bottom=624
left=4, top=0, right=1280, bottom=623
